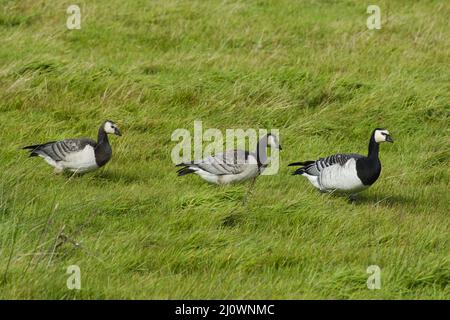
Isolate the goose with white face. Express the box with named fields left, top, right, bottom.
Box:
left=289, top=127, right=394, bottom=197
left=176, top=133, right=282, bottom=185
left=23, top=120, right=121, bottom=174
left=374, top=129, right=393, bottom=143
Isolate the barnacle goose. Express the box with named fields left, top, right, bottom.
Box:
left=176, top=133, right=282, bottom=185
left=23, top=120, right=121, bottom=174
left=289, top=128, right=393, bottom=194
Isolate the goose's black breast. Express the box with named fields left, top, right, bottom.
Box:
left=356, top=158, right=381, bottom=186
left=94, top=144, right=112, bottom=167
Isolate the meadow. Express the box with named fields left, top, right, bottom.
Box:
left=0, top=0, right=448, bottom=299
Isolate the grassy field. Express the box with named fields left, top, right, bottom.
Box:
left=0, top=0, right=448, bottom=299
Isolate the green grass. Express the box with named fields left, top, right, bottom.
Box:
left=0, top=0, right=449, bottom=299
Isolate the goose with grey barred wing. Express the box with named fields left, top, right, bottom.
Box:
left=176, top=133, right=281, bottom=185
left=289, top=128, right=393, bottom=195
left=23, top=120, right=121, bottom=174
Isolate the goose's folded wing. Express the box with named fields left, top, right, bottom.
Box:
left=303, top=153, right=364, bottom=176
left=25, top=138, right=96, bottom=161
left=187, top=150, right=253, bottom=175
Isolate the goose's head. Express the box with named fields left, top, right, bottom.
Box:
left=373, top=128, right=393, bottom=144
left=103, top=120, right=122, bottom=136
left=266, top=133, right=282, bottom=150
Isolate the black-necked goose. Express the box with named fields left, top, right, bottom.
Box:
left=176, top=133, right=282, bottom=185
left=23, top=120, right=121, bottom=174
left=289, top=128, right=393, bottom=194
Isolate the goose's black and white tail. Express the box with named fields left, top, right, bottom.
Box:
left=288, top=161, right=314, bottom=175
left=176, top=163, right=196, bottom=176
left=23, top=142, right=56, bottom=157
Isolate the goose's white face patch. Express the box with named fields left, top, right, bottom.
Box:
left=104, top=121, right=116, bottom=134
left=267, top=134, right=281, bottom=149
left=374, top=129, right=390, bottom=143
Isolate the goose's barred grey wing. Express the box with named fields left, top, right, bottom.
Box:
left=177, top=150, right=252, bottom=176
left=23, top=138, right=96, bottom=160
left=290, top=153, right=363, bottom=176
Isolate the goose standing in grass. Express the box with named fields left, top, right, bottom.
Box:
left=176, top=133, right=282, bottom=185
left=289, top=128, right=393, bottom=195
left=23, top=120, right=121, bottom=174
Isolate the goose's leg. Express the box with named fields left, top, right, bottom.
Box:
left=348, top=194, right=358, bottom=203
left=242, top=177, right=257, bottom=205
left=54, top=166, right=64, bottom=174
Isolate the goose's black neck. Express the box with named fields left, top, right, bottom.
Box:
left=356, top=133, right=381, bottom=186
left=367, top=135, right=379, bottom=159
left=97, top=126, right=109, bottom=146
left=95, top=125, right=112, bottom=167
left=256, top=136, right=268, bottom=168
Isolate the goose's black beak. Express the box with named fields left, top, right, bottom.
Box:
left=385, top=134, right=393, bottom=143
left=115, top=128, right=122, bottom=136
